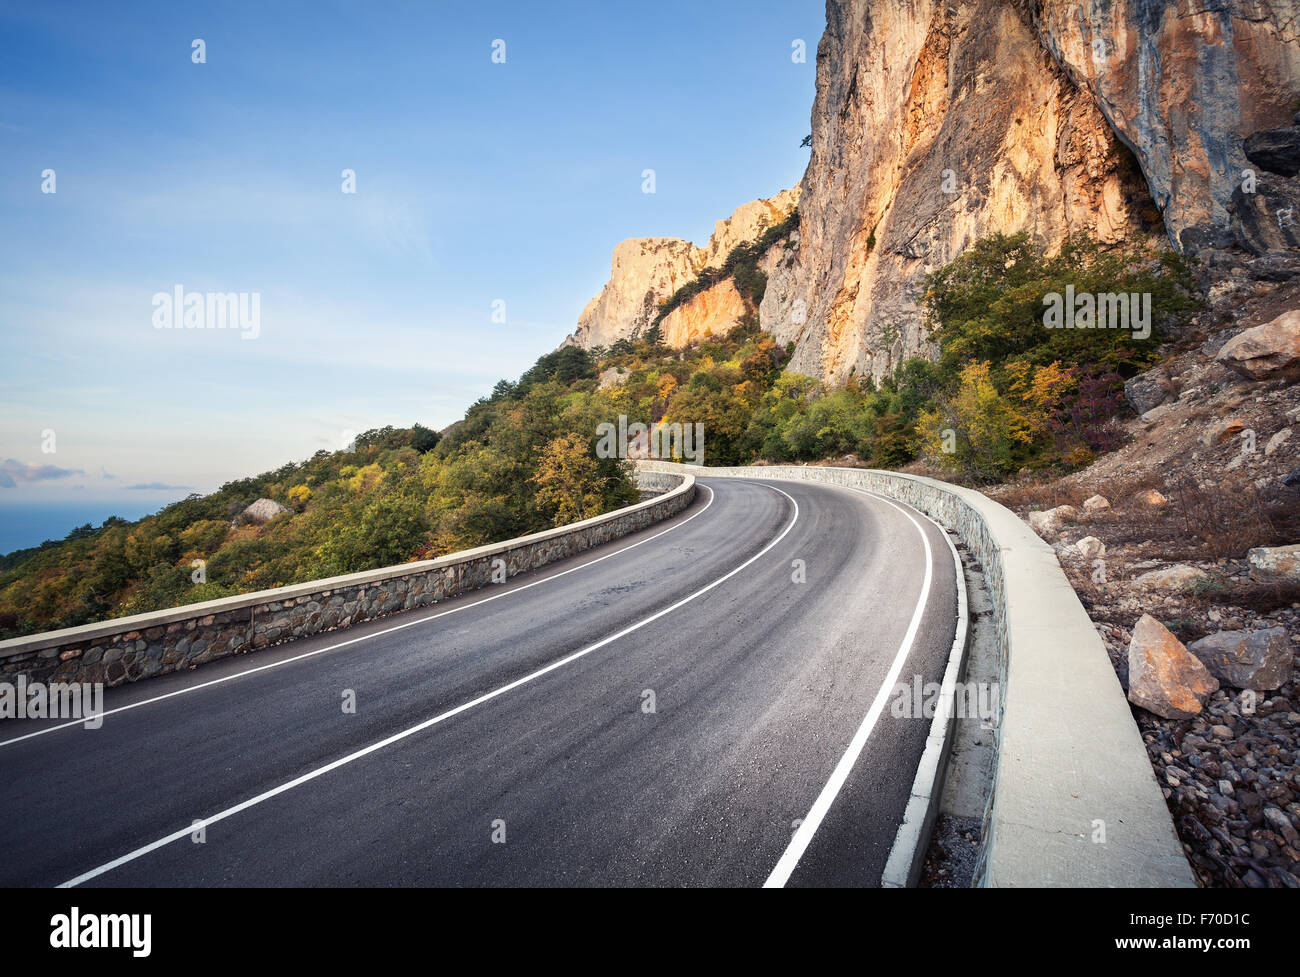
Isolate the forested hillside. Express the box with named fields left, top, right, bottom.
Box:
left=0, top=233, right=1196, bottom=639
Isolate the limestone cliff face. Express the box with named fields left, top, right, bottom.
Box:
left=763, top=0, right=1300, bottom=385
left=567, top=1, right=1299, bottom=382
left=567, top=188, right=799, bottom=349
left=765, top=0, right=1151, bottom=384
left=568, top=238, right=699, bottom=350
left=695, top=188, right=801, bottom=270
left=1025, top=0, right=1300, bottom=240
left=658, top=279, right=749, bottom=348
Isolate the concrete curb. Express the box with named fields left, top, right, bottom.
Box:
left=638, top=461, right=1195, bottom=889
left=879, top=495, right=969, bottom=888
left=0, top=471, right=695, bottom=686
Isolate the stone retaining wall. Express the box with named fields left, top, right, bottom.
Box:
left=633, top=470, right=686, bottom=494
left=639, top=461, right=1194, bottom=888
left=0, top=471, right=695, bottom=689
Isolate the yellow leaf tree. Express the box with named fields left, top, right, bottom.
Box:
left=918, top=361, right=1037, bottom=480
left=530, top=432, right=604, bottom=526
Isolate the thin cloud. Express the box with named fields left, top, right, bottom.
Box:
left=0, top=459, right=84, bottom=488
left=124, top=482, right=193, bottom=491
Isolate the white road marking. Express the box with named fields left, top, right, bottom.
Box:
left=763, top=488, right=935, bottom=888
left=0, top=486, right=715, bottom=750
left=57, top=485, right=799, bottom=887
left=880, top=508, right=967, bottom=887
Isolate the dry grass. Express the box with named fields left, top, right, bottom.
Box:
left=1092, top=474, right=1300, bottom=561
left=993, top=467, right=1170, bottom=512
left=1187, top=578, right=1300, bottom=615
left=1084, top=469, right=1165, bottom=502
left=992, top=479, right=1090, bottom=510
left=1160, top=475, right=1278, bottom=560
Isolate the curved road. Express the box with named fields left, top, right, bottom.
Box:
left=0, top=476, right=958, bottom=887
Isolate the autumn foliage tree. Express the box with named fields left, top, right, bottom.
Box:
left=531, top=433, right=613, bottom=526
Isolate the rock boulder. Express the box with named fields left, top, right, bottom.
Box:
left=1200, top=418, right=1246, bottom=447
left=1132, top=564, right=1206, bottom=591
left=1216, top=311, right=1300, bottom=382
left=1026, top=504, right=1080, bottom=535
left=1124, top=370, right=1174, bottom=415
left=1244, top=126, right=1300, bottom=178
left=241, top=499, right=291, bottom=524
left=1127, top=614, right=1220, bottom=720
left=1187, top=628, right=1294, bottom=691
left=1247, top=543, right=1300, bottom=579
left=1075, top=536, right=1106, bottom=559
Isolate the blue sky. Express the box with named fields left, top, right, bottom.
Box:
left=0, top=0, right=821, bottom=530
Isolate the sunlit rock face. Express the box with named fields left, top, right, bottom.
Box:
left=695, top=187, right=801, bottom=271
left=766, top=0, right=1151, bottom=385
left=568, top=237, right=700, bottom=350
left=566, top=188, right=799, bottom=350
left=763, top=0, right=1300, bottom=385
left=569, top=1, right=1299, bottom=384
left=658, top=279, right=750, bottom=348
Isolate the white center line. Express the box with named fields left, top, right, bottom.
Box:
left=1, top=485, right=715, bottom=750
left=58, top=484, right=800, bottom=888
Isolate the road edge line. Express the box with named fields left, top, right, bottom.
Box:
left=762, top=488, right=935, bottom=888
left=878, top=494, right=969, bottom=888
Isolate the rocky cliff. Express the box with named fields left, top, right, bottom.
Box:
left=565, top=188, right=799, bottom=349
left=1025, top=0, right=1300, bottom=239
left=570, top=0, right=1300, bottom=384
left=763, top=0, right=1300, bottom=385
left=657, top=278, right=750, bottom=348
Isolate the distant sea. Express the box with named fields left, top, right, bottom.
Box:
left=0, top=501, right=168, bottom=557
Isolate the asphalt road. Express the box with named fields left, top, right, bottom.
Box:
left=0, top=476, right=958, bottom=887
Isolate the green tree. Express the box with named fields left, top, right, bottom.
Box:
left=531, top=432, right=608, bottom=526
left=918, top=361, right=1036, bottom=481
